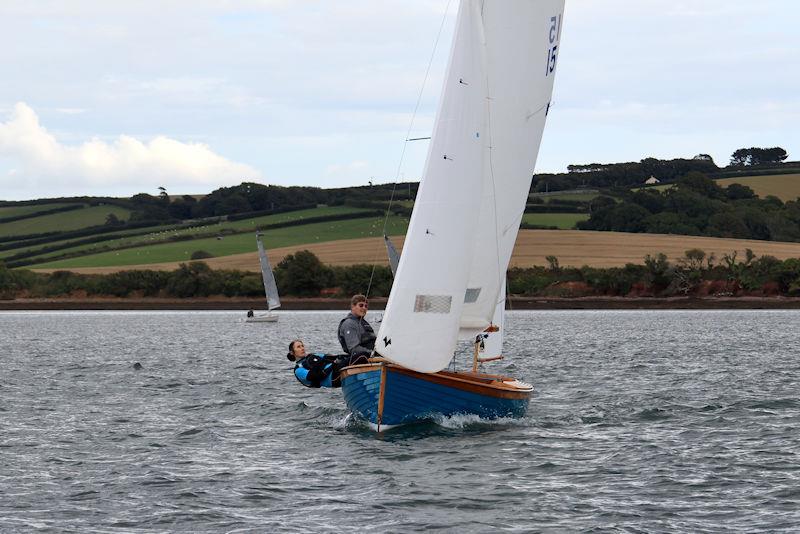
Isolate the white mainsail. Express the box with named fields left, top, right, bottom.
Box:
left=376, top=0, right=564, bottom=373
left=459, top=0, right=565, bottom=338
left=256, top=232, right=281, bottom=311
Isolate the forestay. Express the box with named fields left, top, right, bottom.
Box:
left=256, top=232, right=281, bottom=311
left=376, top=0, right=564, bottom=373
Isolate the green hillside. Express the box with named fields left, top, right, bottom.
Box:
left=0, top=205, right=130, bottom=237
left=0, top=202, right=77, bottom=218
left=2, top=205, right=376, bottom=266
left=34, top=214, right=409, bottom=269
left=529, top=192, right=599, bottom=203
left=5, top=163, right=800, bottom=271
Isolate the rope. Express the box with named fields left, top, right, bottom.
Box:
left=479, top=7, right=505, bottom=315
left=365, top=0, right=454, bottom=299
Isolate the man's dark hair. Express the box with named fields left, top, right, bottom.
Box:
left=350, top=294, right=367, bottom=306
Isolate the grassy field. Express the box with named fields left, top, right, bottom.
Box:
left=522, top=213, right=589, bottom=229
left=1, top=206, right=371, bottom=263
left=33, top=214, right=409, bottom=269
left=0, top=202, right=78, bottom=218
left=716, top=173, right=800, bottom=201
left=635, top=184, right=673, bottom=192
left=530, top=193, right=599, bottom=203
left=0, top=223, right=191, bottom=261
left=36, top=229, right=800, bottom=274
left=0, top=205, right=131, bottom=238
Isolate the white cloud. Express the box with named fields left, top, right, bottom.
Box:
left=0, top=102, right=261, bottom=196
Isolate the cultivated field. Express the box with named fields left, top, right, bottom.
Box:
left=0, top=202, right=76, bottom=218
left=33, top=229, right=800, bottom=274
left=0, top=205, right=131, bottom=237
left=715, top=174, right=800, bottom=201
left=31, top=215, right=409, bottom=269
left=1, top=206, right=377, bottom=263
left=530, top=192, right=599, bottom=202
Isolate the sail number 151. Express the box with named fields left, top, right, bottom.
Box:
left=545, top=14, right=562, bottom=76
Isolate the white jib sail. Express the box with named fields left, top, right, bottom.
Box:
left=375, top=0, right=487, bottom=373
left=256, top=232, right=281, bottom=311
left=481, top=279, right=505, bottom=359
left=458, top=0, right=565, bottom=339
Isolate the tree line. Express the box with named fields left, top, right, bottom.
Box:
left=578, top=172, right=800, bottom=242
left=3, top=248, right=800, bottom=300
left=117, top=182, right=420, bottom=223
left=730, top=147, right=788, bottom=167
left=509, top=249, right=800, bottom=298
left=0, top=252, right=392, bottom=300
left=534, top=146, right=791, bottom=193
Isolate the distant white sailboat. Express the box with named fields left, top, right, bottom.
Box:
left=246, top=231, right=280, bottom=323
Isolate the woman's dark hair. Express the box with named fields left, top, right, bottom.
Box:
left=287, top=340, right=301, bottom=361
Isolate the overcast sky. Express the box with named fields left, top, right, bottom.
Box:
left=1, top=0, right=797, bottom=200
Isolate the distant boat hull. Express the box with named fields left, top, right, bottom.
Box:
left=245, top=313, right=279, bottom=323
left=340, top=361, right=532, bottom=430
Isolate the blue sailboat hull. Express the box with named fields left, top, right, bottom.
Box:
left=340, top=362, right=532, bottom=429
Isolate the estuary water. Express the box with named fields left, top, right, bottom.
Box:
left=1, top=310, right=799, bottom=533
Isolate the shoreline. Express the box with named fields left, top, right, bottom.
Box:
left=3, top=296, right=800, bottom=311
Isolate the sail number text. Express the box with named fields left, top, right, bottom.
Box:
left=545, top=14, right=562, bottom=76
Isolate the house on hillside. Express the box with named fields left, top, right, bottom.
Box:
left=644, top=176, right=660, bottom=185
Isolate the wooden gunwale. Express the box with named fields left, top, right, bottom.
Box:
left=340, top=362, right=532, bottom=400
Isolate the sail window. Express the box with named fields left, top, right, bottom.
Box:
left=414, top=295, right=452, bottom=314
left=464, top=288, right=481, bottom=303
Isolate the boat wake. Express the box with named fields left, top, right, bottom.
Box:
left=431, top=413, right=522, bottom=431
left=340, top=410, right=526, bottom=435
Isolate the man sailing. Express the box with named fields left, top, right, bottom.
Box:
left=337, top=294, right=376, bottom=363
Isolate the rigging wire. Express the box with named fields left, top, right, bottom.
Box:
left=364, top=0, right=454, bottom=299
left=479, top=12, right=505, bottom=316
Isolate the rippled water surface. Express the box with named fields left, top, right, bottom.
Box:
left=1, top=310, right=799, bottom=532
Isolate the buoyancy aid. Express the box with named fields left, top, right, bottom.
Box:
left=337, top=314, right=376, bottom=356
left=293, top=353, right=337, bottom=388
